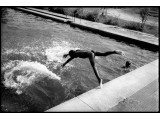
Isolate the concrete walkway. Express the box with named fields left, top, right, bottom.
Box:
left=108, top=79, right=159, bottom=112
left=17, top=7, right=158, bottom=50
left=46, top=59, right=158, bottom=112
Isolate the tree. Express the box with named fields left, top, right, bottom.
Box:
left=76, top=8, right=84, bottom=23
left=101, top=7, right=107, bottom=16
left=63, top=8, right=73, bottom=19
left=139, top=8, right=149, bottom=29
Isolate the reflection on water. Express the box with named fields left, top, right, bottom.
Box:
left=1, top=8, right=158, bottom=112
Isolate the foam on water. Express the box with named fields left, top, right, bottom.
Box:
left=2, top=40, right=81, bottom=96
left=1, top=37, right=82, bottom=111
left=3, top=61, right=61, bottom=94
left=45, top=41, right=80, bottom=63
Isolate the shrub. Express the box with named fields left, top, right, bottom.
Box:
left=49, top=7, right=65, bottom=14
left=84, top=10, right=99, bottom=22
left=98, top=14, right=107, bottom=23
left=103, top=16, right=119, bottom=26
left=123, top=22, right=143, bottom=31
left=138, top=8, right=149, bottom=29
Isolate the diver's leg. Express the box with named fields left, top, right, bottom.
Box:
left=89, top=54, right=103, bottom=88
left=93, top=50, right=124, bottom=57
left=94, top=51, right=116, bottom=56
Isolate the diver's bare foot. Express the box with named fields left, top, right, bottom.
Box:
left=97, top=84, right=102, bottom=89
left=97, top=79, right=103, bottom=89
left=115, top=50, right=125, bottom=56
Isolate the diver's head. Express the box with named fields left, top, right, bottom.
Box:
left=69, top=50, right=76, bottom=57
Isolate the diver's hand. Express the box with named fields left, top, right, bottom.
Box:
left=63, top=54, right=68, bottom=58
left=61, top=64, right=65, bottom=68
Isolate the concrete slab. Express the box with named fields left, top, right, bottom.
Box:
left=46, top=96, right=94, bottom=112
left=108, top=79, right=159, bottom=112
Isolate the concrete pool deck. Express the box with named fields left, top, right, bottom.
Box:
left=15, top=7, right=158, bottom=51
left=46, top=59, right=159, bottom=112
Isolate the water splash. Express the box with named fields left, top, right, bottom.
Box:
left=2, top=40, right=81, bottom=95
left=1, top=40, right=82, bottom=111
left=45, top=41, right=80, bottom=63
left=3, top=60, right=61, bottom=94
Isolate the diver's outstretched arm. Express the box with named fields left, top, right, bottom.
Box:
left=62, top=57, right=74, bottom=67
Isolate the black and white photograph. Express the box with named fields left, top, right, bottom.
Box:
left=1, top=3, right=159, bottom=113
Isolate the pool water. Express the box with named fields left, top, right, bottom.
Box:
left=1, top=8, right=158, bottom=112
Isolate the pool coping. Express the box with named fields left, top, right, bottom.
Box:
left=15, top=7, right=158, bottom=52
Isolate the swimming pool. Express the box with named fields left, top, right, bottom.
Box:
left=1, top=8, right=158, bottom=112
